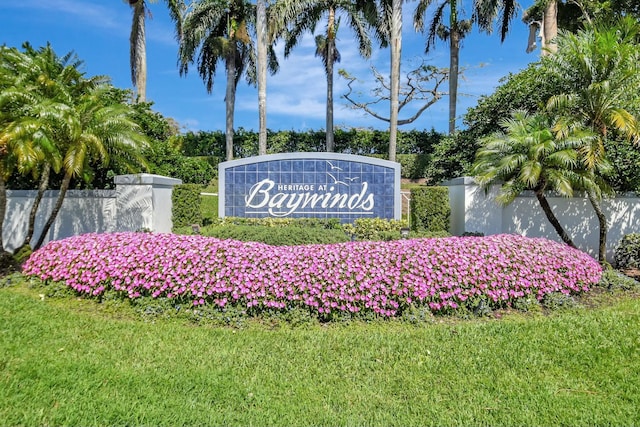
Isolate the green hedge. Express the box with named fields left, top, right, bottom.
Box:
left=175, top=157, right=216, bottom=185
left=172, top=184, right=202, bottom=229
left=180, top=128, right=445, bottom=160
left=409, top=187, right=451, bottom=233
left=375, top=230, right=450, bottom=241
left=198, top=155, right=222, bottom=170
left=174, top=217, right=451, bottom=245
left=343, top=218, right=409, bottom=241
left=397, top=154, right=430, bottom=180
left=211, top=217, right=342, bottom=229
left=615, top=233, right=640, bottom=269
left=184, top=225, right=350, bottom=246
left=201, top=194, right=218, bottom=225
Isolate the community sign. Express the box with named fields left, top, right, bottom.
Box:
left=218, top=153, right=401, bottom=222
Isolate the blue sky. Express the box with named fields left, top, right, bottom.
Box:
left=1, top=0, right=539, bottom=134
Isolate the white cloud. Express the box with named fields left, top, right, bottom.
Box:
left=235, top=30, right=381, bottom=126
left=6, top=0, right=181, bottom=48
left=4, top=0, right=126, bottom=31
left=177, top=118, right=201, bottom=132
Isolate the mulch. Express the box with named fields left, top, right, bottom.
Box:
left=621, top=268, right=640, bottom=280
left=0, top=252, right=21, bottom=278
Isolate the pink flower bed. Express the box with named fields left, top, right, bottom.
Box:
left=23, top=232, right=602, bottom=317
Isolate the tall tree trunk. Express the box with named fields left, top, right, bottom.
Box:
left=448, top=29, right=460, bottom=135
left=325, top=6, right=336, bottom=152
left=0, top=173, right=7, bottom=254
left=33, top=171, right=73, bottom=251
left=257, top=0, right=267, bottom=155
left=535, top=190, right=576, bottom=248
left=133, top=0, right=147, bottom=102
left=20, top=162, right=51, bottom=250
left=587, top=189, right=608, bottom=263
left=388, top=0, right=402, bottom=162
left=225, top=50, right=237, bottom=161
left=542, top=0, right=558, bottom=56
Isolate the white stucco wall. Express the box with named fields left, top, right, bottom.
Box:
left=445, top=177, right=503, bottom=236
left=5, top=190, right=117, bottom=253
left=444, top=177, right=640, bottom=263
left=4, top=174, right=181, bottom=253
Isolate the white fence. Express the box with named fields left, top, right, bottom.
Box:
left=444, top=177, right=640, bottom=262
left=4, top=174, right=181, bottom=253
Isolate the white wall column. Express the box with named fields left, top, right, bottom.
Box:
left=114, top=174, right=182, bottom=233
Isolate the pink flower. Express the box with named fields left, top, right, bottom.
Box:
left=23, top=232, right=602, bottom=318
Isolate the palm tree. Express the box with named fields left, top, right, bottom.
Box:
left=473, top=0, right=518, bottom=40
left=388, top=0, right=401, bottom=163
left=257, top=0, right=267, bottom=155
left=0, top=45, right=75, bottom=254
left=1, top=44, right=106, bottom=252
left=0, top=124, right=36, bottom=255
left=472, top=111, right=600, bottom=248
left=1, top=44, right=148, bottom=253
left=357, top=0, right=398, bottom=161
left=414, top=0, right=518, bottom=134
left=33, top=85, right=148, bottom=250
left=0, top=47, right=43, bottom=255
left=544, top=17, right=640, bottom=262
left=0, top=90, right=61, bottom=254
left=179, top=0, right=278, bottom=161
left=126, top=0, right=184, bottom=102
left=271, top=0, right=382, bottom=152
left=414, top=0, right=470, bottom=135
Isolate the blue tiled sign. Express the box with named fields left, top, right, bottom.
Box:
left=219, top=153, right=401, bottom=222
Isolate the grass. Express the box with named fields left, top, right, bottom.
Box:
left=201, top=193, right=218, bottom=223
left=1, top=277, right=639, bottom=426
left=200, top=182, right=219, bottom=224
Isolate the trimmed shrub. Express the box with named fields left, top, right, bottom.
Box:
left=12, top=244, right=33, bottom=264
left=596, top=269, right=640, bottom=291
left=462, top=231, right=485, bottom=237
left=192, top=225, right=349, bottom=246
left=397, top=154, right=430, bottom=180
left=343, top=218, right=409, bottom=241
left=199, top=155, right=222, bottom=170
left=603, top=137, right=640, bottom=193
left=409, top=187, right=451, bottom=232
left=615, top=233, right=640, bottom=269
left=200, top=194, right=218, bottom=225
left=173, top=156, right=216, bottom=185
left=0, top=252, right=20, bottom=276
left=172, top=184, right=202, bottom=229
left=176, top=217, right=449, bottom=244
left=541, top=292, right=578, bottom=310
left=376, top=230, right=450, bottom=241
left=423, top=135, right=475, bottom=184
left=512, top=296, right=543, bottom=313
left=211, top=217, right=342, bottom=229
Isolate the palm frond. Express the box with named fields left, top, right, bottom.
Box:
left=425, top=1, right=449, bottom=52
left=413, top=0, right=435, bottom=32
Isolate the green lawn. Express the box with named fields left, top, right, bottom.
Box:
left=2, top=280, right=638, bottom=426
left=200, top=182, right=218, bottom=223
left=201, top=193, right=218, bottom=223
